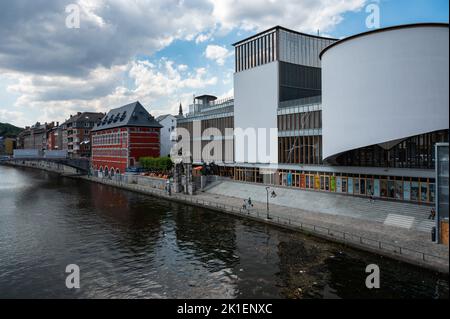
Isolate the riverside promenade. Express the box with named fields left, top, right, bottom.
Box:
left=80, top=175, right=449, bottom=274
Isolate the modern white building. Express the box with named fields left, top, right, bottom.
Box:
left=233, top=27, right=336, bottom=165
left=321, top=23, right=449, bottom=161
left=177, top=23, right=449, bottom=205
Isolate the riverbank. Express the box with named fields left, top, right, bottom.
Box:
left=1, top=161, right=448, bottom=274
left=78, top=174, right=448, bottom=274
left=3, top=164, right=447, bottom=299
left=1, top=159, right=80, bottom=175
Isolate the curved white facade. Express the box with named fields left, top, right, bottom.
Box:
left=321, top=24, right=449, bottom=160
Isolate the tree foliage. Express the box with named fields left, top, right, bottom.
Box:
left=0, top=122, right=23, bottom=137
left=140, top=156, right=173, bottom=171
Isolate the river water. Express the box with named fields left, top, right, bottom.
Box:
left=0, top=165, right=448, bottom=299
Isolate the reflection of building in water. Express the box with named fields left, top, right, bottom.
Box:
left=89, top=182, right=164, bottom=246
left=177, top=24, right=449, bottom=205
left=173, top=207, right=238, bottom=268
left=276, top=236, right=330, bottom=298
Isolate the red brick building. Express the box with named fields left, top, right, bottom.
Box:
left=46, top=124, right=63, bottom=150
left=91, top=101, right=162, bottom=175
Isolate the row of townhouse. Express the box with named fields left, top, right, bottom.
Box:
left=16, top=112, right=105, bottom=158
left=14, top=101, right=182, bottom=173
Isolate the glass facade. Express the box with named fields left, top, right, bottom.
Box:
left=232, top=167, right=437, bottom=204
left=235, top=27, right=336, bottom=73
left=334, top=130, right=449, bottom=169
left=278, top=136, right=322, bottom=164
left=279, top=62, right=322, bottom=101
left=278, top=29, right=335, bottom=67
left=235, top=30, right=276, bottom=72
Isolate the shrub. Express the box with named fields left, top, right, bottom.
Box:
left=140, top=156, right=173, bottom=172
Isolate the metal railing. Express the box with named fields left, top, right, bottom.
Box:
left=279, top=95, right=322, bottom=109
left=87, top=176, right=449, bottom=268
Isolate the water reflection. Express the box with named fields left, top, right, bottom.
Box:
left=0, top=166, right=448, bottom=299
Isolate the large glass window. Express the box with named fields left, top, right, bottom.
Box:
left=360, top=178, right=366, bottom=195
left=388, top=180, right=395, bottom=198
left=395, top=180, right=403, bottom=200
left=335, top=130, right=448, bottom=169
left=348, top=178, right=353, bottom=194
left=342, top=177, right=347, bottom=193
left=367, top=179, right=374, bottom=196
left=380, top=180, right=388, bottom=197
left=429, top=183, right=436, bottom=203
left=354, top=178, right=360, bottom=195
left=411, top=181, right=419, bottom=201
left=403, top=181, right=411, bottom=201
left=420, top=182, right=428, bottom=202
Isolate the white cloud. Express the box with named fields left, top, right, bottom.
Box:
left=205, top=45, right=233, bottom=66
left=0, top=0, right=369, bottom=126
left=195, top=33, right=211, bottom=44
left=0, top=0, right=217, bottom=76
left=211, top=0, right=367, bottom=33
left=0, top=109, right=24, bottom=125
left=177, top=64, right=188, bottom=72
left=4, top=58, right=218, bottom=125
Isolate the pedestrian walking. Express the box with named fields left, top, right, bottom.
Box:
left=428, top=207, right=436, bottom=220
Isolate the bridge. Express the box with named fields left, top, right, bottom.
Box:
left=1, top=157, right=90, bottom=174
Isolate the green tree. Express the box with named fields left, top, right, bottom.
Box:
left=0, top=122, right=23, bottom=137
left=140, top=156, right=173, bottom=171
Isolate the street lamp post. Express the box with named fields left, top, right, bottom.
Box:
left=265, top=186, right=276, bottom=220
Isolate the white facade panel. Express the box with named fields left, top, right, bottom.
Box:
left=234, top=62, right=279, bottom=164
left=158, top=115, right=177, bottom=157
left=322, top=25, right=449, bottom=160
left=13, top=149, right=41, bottom=158
left=44, top=150, right=68, bottom=158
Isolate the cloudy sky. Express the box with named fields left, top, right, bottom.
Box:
left=0, top=0, right=448, bottom=127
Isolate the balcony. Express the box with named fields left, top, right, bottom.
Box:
left=187, top=97, right=234, bottom=116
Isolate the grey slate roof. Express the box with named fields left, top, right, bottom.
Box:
left=156, top=114, right=171, bottom=122
left=64, top=112, right=104, bottom=125
left=92, top=101, right=162, bottom=132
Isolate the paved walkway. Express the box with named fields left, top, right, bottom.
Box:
left=199, top=181, right=449, bottom=269
left=205, top=181, right=435, bottom=233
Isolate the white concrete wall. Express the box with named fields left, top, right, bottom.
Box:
left=234, top=61, right=279, bottom=164
left=44, top=150, right=68, bottom=158
left=322, top=25, right=449, bottom=160
left=158, top=115, right=177, bottom=157
left=13, top=149, right=41, bottom=158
